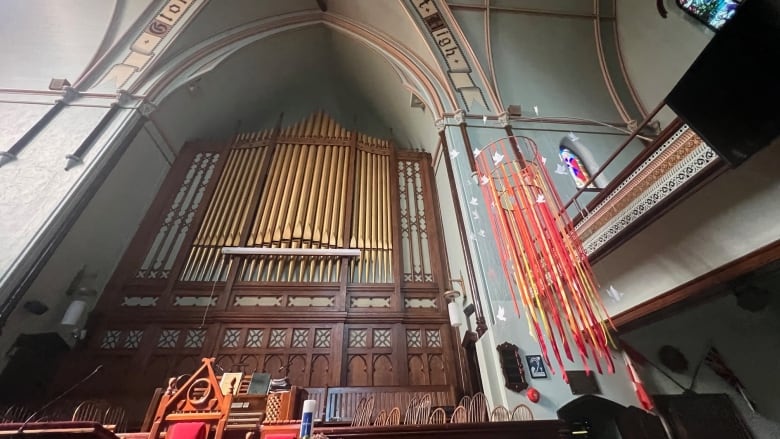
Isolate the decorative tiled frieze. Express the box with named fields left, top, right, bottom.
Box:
left=174, top=296, right=217, bottom=307
left=373, top=329, right=392, bottom=348
left=246, top=329, right=264, bottom=348
left=121, top=296, right=158, bottom=307
left=404, top=298, right=437, bottom=309
left=124, top=330, right=143, bottom=349
left=577, top=125, right=718, bottom=255
left=350, top=297, right=391, bottom=308
left=158, top=329, right=180, bottom=348
left=101, top=330, right=121, bottom=349
left=222, top=329, right=241, bottom=348
left=314, top=329, right=331, bottom=348
left=348, top=329, right=367, bottom=348
left=292, top=329, right=310, bottom=348
left=287, top=296, right=334, bottom=307
left=234, top=296, right=283, bottom=307
left=185, top=329, right=206, bottom=349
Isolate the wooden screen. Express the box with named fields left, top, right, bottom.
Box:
left=54, top=113, right=457, bottom=427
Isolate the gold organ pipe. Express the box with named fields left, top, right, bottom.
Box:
left=253, top=148, right=282, bottom=245
left=201, top=149, right=247, bottom=281
left=323, top=146, right=338, bottom=247
left=272, top=144, right=298, bottom=243
left=264, top=142, right=291, bottom=244
left=331, top=142, right=344, bottom=280
left=254, top=146, right=286, bottom=280
left=369, top=152, right=377, bottom=283
left=186, top=150, right=240, bottom=280
left=381, top=154, right=389, bottom=282
left=335, top=145, right=350, bottom=280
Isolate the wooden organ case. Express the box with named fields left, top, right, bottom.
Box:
left=55, top=112, right=459, bottom=427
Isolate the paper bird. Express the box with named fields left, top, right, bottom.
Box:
left=606, top=285, right=624, bottom=302
left=533, top=105, right=539, bottom=116
left=449, top=149, right=460, bottom=159
left=478, top=229, right=486, bottom=237
left=473, top=148, right=481, bottom=157
left=555, top=164, right=569, bottom=175
left=492, top=151, right=504, bottom=165
left=536, top=194, right=545, bottom=203
left=469, top=197, right=479, bottom=206
left=542, top=156, right=547, bottom=164
left=483, top=115, right=488, bottom=125
left=471, top=210, right=480, bottom=220
left=480, top=175, right=490, bottom=185
left=496, top=306, right=507, bottom=321
left=567, top=132, right=579, bottom=142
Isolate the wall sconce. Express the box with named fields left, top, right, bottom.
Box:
left=57, top=266, right=98, bottom=341
left=443, top=290, right=463, bottom=328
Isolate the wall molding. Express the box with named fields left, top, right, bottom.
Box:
left=612, top=238, right=780, bottom=331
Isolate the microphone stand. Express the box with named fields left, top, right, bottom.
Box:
left=16, top=365, right=104, bottom=435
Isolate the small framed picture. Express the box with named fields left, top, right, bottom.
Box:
left=526, top=355, right=547, bottom=379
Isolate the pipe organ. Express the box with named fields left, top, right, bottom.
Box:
left=55, top=113, right=458, bottom=426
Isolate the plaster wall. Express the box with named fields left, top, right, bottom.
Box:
left=622, top=293, right=780, bottom=435
left=593, top=139, right=780, bottom=316
left=0, top=0, right=151, bottom=90
left=0, top=104, right=115, bottom=301
left=0, top=125, right=170, bottom=370
left=616, top=0, right=713, bottom=124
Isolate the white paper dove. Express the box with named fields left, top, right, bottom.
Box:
left=496, top=306, right=507, bottom=321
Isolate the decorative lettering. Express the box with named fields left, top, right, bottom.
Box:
left=98, top=0, right=196, bottom=89
left=408, top=0, right=489, bottom=111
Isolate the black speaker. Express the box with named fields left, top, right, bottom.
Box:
left=666, top=0, right=780, bottom=167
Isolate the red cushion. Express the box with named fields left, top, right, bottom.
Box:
left=168, top=422, right=208, bottom=439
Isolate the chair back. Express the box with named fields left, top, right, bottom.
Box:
left=428, top=407, right=446, bottom=424
left=511, top=403, right=534, bottom=421
left=2, top=405, right=32, bottom=423
left=386, top=407, right=401, bottom=425
left=450, top=405, right=467, bottom=423
left=72, top=400, right=108, bottom=423
left=373, top=410, right=387, bottom=426
left=416, top=394, right=432, bottom=424
left=403, top=396, right=418, bottom=424
left=467, top=392, right=487, bottom=422
left=490, top=405, right=511, bottom=422
left=104, top=405, right=128, bottom=432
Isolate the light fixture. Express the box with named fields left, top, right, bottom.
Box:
left=443, top=290, right=463, bottom=328
left=61, top=286, right=96, bottom=326
left=221, top=247, right=361, bottom=257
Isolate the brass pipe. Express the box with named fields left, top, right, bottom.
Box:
left=368, top=152, right=377, bottom=283
left=322, top=146, right=338, bottom=246
left=272, top=144, right=299, bottom=243
left=254, top=145, right=284, bottom=245
left=282, top=144, right=305, bottom=241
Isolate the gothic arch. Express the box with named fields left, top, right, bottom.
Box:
left=131, top=12, right=457, bottom=120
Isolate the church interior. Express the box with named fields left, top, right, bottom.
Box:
left=0, top=0, right=778, bottom=438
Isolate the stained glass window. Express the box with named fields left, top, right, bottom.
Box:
left=559, top=147, right=591, bottom=189
left=677, top=0, right=741, bottom=30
